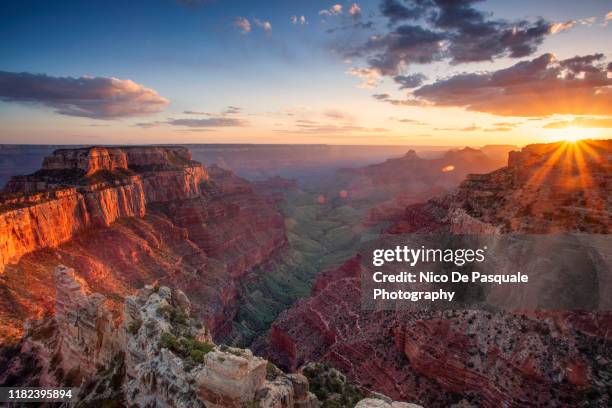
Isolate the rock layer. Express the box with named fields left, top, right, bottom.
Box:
left=1, top=265, right=321, bottom=408
left=0, top=146, right=285, bottom=344
left=261, top=140, right=612, bottom=407
left=0, top=146, right=208, bottom=271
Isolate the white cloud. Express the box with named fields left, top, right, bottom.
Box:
left=319, top=4, right=342, bottom=16
left=348, top=3, right=361, bottom=16
left=254, top=18, right=272, bottom=32
left=234, top=17, right=251, bottom=33
left=550, top=17, right=596, bottom=34
left=291, top=15, right=307, bottom=25
left=346, top=67, right=381, bottom=89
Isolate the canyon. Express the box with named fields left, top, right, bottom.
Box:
left=0, top=141, right=609, bottom=407
left=226, top=146, right=509, bottom=346
left=0, top=146, right=285, bottom=343
left=259, top=140, right=612, bottom=407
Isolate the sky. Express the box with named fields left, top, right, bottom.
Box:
left=0, top=0, right=611, bottom=146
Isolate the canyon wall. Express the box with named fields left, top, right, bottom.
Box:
left=0, top=265, right=321, bottom=408
left=259, top=140, right=612, bottom=407
left=0, top=146, right=286, bottom=344
left=0, top=146, right=208, bottom=271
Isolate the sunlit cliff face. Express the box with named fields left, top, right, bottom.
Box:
left=524, top=139, right=609, bottom=213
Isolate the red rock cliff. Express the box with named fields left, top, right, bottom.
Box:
left=0, top=146, right=208, bottom=271
left=260, top=139, right=612, bottom=407
left=0, top=146, right=286, bottom=345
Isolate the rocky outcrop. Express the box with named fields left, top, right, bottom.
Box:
left=53, top=265, right=122, bottom=379
left=261, top=140, right=612, bottom=407
left=0, top=146, right=209, bottom=272
left=355, top=398, right=422, bottom=408
left=1, top=265, right=320, bottom=408
left=0, top=146, right=286, bottom=344
left=392, top=139, right=611, bottom=234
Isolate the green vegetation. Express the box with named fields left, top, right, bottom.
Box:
left=230, top=187, right=382, bottom=346
left=156, top=304, right=189, bottom=326
left=302, top=363, right=364, bottom=408
left=158, top=332, right=214, bottom=365
left=127, top=319, right=142, bottom=335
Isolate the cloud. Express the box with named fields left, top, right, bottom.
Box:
left=347, top=67, right=382, bottom=88
left=291, top=15, right=307, bottom=25
left=254, top=18, right=272, bottom=33
left=433, top=124, right=513, bottom=132
left=393, top=73, right=427, bottom=89
left=136, top=117, right=246, bottom=129
left=183, top=106, right=241, bottom=116
left=320, top=4, right=343, bottom=16
left=389, top=116, right=427, bottom=125
left=550, top=17, right=596, bottom=34
left=411, top=53, right=612, bottom=116
left=166, top=117, right=246, bottom=127
left=353, top=0, right=554, bottom=77
left=357, top=25, right=446, bottom=75
left=543, top=117, right=612, bottom=129
left=234, top=17, right=251, bottom=33
left=183, top=110, right=212, bottom=115
left=379, top=0, right=428, bottom=24
left=605, top=11, right=612, bottom=26
left=348, top=3, right=362, bottom=17
left=434, top=125, right=480, bottom=132
left=293, top=120, right=387, bottom=134
left=224, top=106, right=242, bottom=114
left=371, top=93, right=426, bottom=106
left=324, top=109, right=354, bottom=121
left=0, top=71, right=168, bottom=119
left=137, top=106, right=246, bottom=129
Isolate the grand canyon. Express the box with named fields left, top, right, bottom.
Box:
left=1, top=1, right=611, bottom=406
left=0, top=139, right=609, bottom=407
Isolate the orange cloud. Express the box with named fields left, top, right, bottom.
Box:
left=0, top=71, right=168, bottom=119
left=412, top=53, right=612, bottom=117
left=543, top=117, right=612, bottom=129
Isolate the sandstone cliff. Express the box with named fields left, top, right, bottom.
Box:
left=336, top=147, right=507, bottom=226
left=0, top=146, right=286, bottom=344
left=260, top=140, right=612, bottom=407
left=0, top=265, right=320, bottom=408
left=0, top=146, right=207, bottom=270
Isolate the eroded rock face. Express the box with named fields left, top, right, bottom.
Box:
left=261, top=140, right=612, bottom=407
left=42, top=147, right=129, bottom=175
left=0, top=146, right=208, bottom=272
left=355, top=398, right=422, bottom=408
left=53, top=265, right=122, bottom=379
left=1, top=265, right=320, bottom=408
left=0, top=146, right=286, bottom=344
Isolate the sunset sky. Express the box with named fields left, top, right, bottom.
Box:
left=1, top=0, right=611, bottom=146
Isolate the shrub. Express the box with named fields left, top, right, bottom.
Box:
left=127, top=319, right=142, bottom=335
left=156, top=305, right=189, bottom=326
left=158, top=333, right=214, bottom=366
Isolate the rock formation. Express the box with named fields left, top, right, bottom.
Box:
left=0, top=146, right=207, bottom=270
left=0, top=146, right=286, bottom=344
left=260, top=140, right=612, bottom=407
left=391, top=139, right=611, bottom=234
left=1, top=265, right=321, bottom=408
left=335, top=147, right=507, bottom=226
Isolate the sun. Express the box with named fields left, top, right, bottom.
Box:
left=546, top=126, right=600, bottom=143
